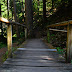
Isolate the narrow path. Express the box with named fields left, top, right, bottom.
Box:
left=0, top=39, right=72, bottom=72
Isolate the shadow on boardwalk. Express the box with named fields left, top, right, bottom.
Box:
left=0, top=39, right=72, bottom=72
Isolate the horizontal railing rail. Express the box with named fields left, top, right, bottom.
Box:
left=0, top=17, right=26, bottom=27
left=47, top=20, right=72, bottom=27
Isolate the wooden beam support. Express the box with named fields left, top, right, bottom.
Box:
left=7, top=24, right=12, bottom=57
left=47, top=29, right=50, bottom=43
left=25, top=28, right=27, bottom=39
left=66, top=24, right=72, bottom=63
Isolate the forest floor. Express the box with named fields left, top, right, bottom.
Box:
left=0, top=48, right=7, bottom=66
left=0, top=42, right=19, bottom=66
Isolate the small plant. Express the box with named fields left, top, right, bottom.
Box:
left=0, top=42, right=6, bottom=49
left=2, top=51, right=8, bottom=62
left=56, top=47, right=64, bottom=54
left=71, top=60, right=72, bottom=64
left=12, top=47, right=17, bottom=53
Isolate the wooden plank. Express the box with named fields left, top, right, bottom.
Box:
left=66, top=24, right=72, bottom=63
left=49, top=28, right=67, bottom=32
left=7, top=24, right=12, bottom=57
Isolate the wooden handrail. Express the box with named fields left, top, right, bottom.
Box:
left=49, top=28, right=67, bottom=32
left=0, top=17, right=25, bottom=27
left=0, top=17, right=9, bottom=23
left=47, top=20, right=72, bottom=27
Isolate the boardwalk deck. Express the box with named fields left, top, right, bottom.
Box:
left=0, top=39, right=72, bottom=72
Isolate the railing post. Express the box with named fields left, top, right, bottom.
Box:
left=47, top=28, right=50, bottom=43
left=25, top=28, right=27, bottom=40
left=7, top=24, right=12, bottom=57
left=66, top=24, right=72, bottom=63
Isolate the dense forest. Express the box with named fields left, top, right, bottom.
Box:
left=1, top=0, right=72, bottom=36
left=0, top=0, right=72, bottom=63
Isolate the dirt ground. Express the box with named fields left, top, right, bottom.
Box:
left=0, top=48, right=7, bottom=66
left=0, top=43, right=19, bottom=66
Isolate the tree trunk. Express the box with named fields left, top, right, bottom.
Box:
left=25, top=0, right=33, bottom=37
left=38, top=0, right=39, bottom=15
left=43, top=0, right=46, bottom=23
left=52, top=0, right=54, bottom=9
left=7, top=0, right=9, bottom=20
left=0, top=4, right=1, bottom=16
left=0, top=4, right=3, bottom=35
left=13, top=0, right=20, bottom=38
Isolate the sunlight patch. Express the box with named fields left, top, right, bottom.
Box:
left=17, top=48, right=57, bottom=52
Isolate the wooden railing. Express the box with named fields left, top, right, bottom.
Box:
left=47, top=20, right=72, bottom=63
left=0, top=17, right=27, bottom=57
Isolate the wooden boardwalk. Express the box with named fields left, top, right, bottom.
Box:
left=0, top=39, right=72, bottom=72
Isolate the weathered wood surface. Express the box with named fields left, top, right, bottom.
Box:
left=25, top=28, right=27, bottom=39
left=47, top=20, right=72, bottom=27
left=47, top=29, right=50, bottom=43
left=0, top=39, right=72, bottom=72
left=7, top=24, right=12, bottom=57
left=49, top=28, right=67, bottom=32
left=0, top=17, right=25, bottom=27
left=66, top=24, right=72, bottom=63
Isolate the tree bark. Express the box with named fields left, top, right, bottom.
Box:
left=0, top=4, right=1, bottom=16
left=52, top=0, right=54, bottom=9
left=7, top=0, right=9, bottom=20
left=25, top=0, right=33, bottom=37
left=38, top=0, right=39, bottom=15
left=13, top=0, right=20, bottom=38
left=43, top=0, right=46, bottom=23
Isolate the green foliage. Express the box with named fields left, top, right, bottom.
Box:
left=0, top=42, right=6, bottom=49
left=1, top=0, right=7, bottom=18
left=56, top=47, right=64, bottom=54
left=71, top=60, right=72, bottom=64
left=20, top=32, right=25, bottom=38
left=51, top=34, right=55, bottom=36
left=2, top=51, right=8, bottom=62
left=13, top=34, right=17, bottom=37
left=12, top=47, right=17, bottom=53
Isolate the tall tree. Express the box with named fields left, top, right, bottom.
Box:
left=0, top=3, right=1, bottom=16
left=13, top=0, right=20, bottom=38
left=52, top=0, right=54, bottom=9
left=43, top=0, right=46, bottom=22
left=25, top=0, right=33, bottom=37
left=0, top=4, right=3, bottom=36
left=37, top=0, right=39, bottom=15
left=22, top=0, right=25, bottom=22
left=7, top=0, right=10, bottom=20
